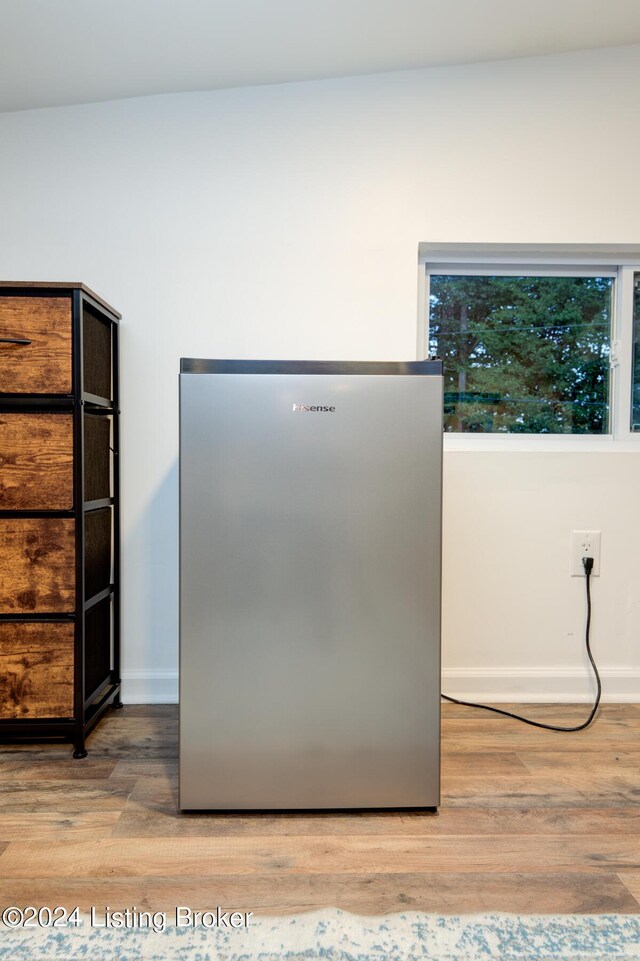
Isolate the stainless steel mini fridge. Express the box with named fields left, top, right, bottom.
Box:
left=179, top=359, right=442, bottom=810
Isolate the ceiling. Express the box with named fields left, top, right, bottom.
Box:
left=2, top=0, right=640, bottom=113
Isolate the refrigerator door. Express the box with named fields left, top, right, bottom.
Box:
left=179, top=363, right=442, bottom=809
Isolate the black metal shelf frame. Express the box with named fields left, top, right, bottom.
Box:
left=0, top=285, right=121, bottom=757
left=84, top=586, right=115, bottom=612
left=82, top=391, right=113, bottom=408
left=84, top=497, right=115, bottom=512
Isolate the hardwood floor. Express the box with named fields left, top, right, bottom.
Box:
left=0, top=703, right=639, bottom=915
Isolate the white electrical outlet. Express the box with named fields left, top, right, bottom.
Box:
left=570, top=530, right=601, bottom=576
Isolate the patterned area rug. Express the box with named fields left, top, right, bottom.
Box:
left=0, top=909, right=639, bottom=960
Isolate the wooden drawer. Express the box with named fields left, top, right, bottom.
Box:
left=0, top=296, right=72, bottom=394
left=0, top=518, right=75, bottom=614
left=0, top=413, right=73, bottom=510
left=0, top=621, right=74, bottom=718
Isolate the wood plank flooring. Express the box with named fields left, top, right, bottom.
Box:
left=0, top=703, right=638, bottom=916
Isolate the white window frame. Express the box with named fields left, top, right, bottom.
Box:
left=417, top=244, right=640, bottom=451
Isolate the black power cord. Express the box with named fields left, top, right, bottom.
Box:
left=441, top=556, right=602, bottom=732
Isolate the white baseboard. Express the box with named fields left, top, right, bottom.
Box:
left=121, top=670, right=178, bottom=703
left=441, top=668, right=640, bottom=702
left=121, top=667, right=640, bottom=704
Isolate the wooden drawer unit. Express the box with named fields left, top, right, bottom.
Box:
left=0, top=622, right=74, bottom=719
left=0, top=518, right=75, bottom=614
left=0, top=413, right=73, bottom=510
left=0, top=296, right=72, bottom=395
left=0, top=283, right=121, bottom=756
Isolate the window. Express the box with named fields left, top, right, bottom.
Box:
left=419, top=245, right=640, bottom=443
left=428, top=272, right=613, bottom=434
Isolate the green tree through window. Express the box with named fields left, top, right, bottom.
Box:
left=428, top=274, right=612, bottom=433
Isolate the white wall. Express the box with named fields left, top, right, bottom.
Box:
left=1, top=45, right=639, bottom=701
